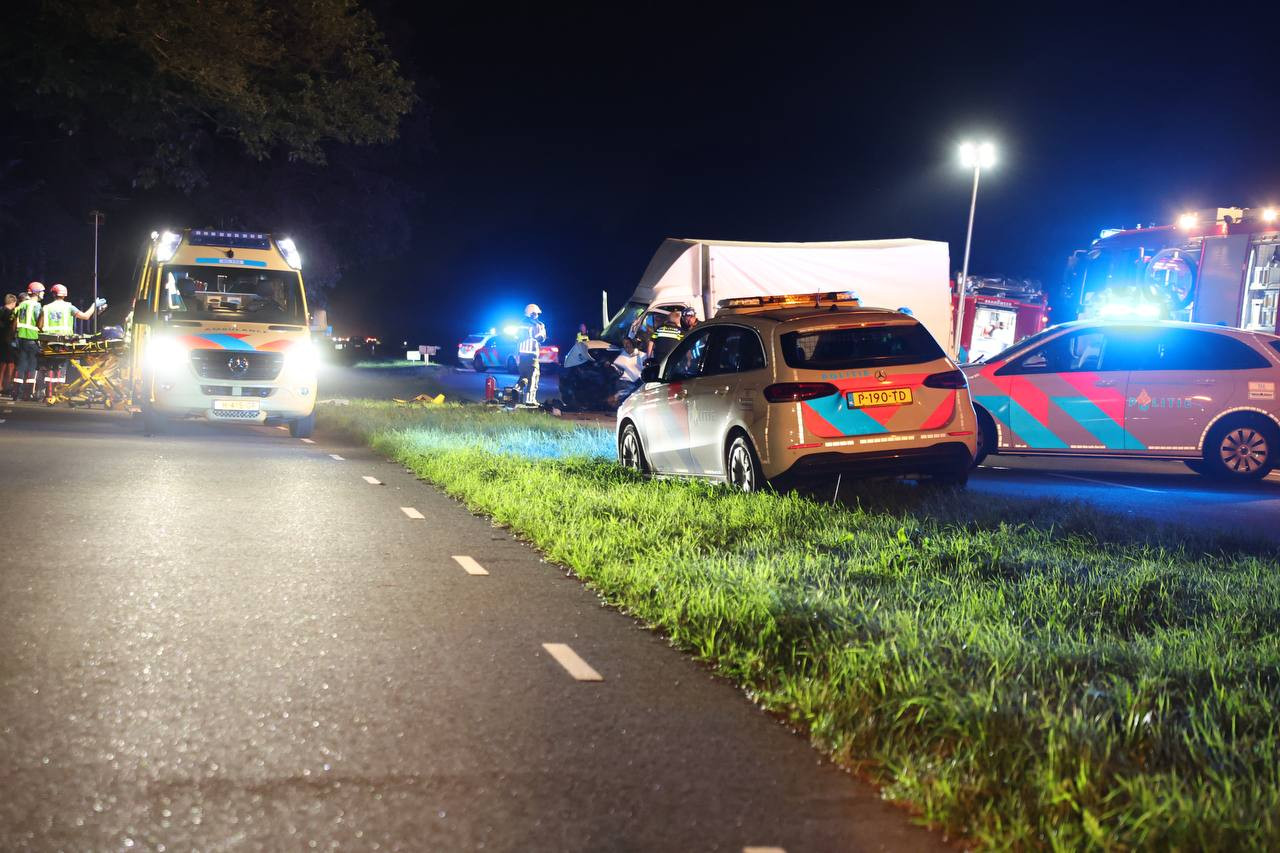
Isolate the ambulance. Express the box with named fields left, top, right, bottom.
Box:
left=128, top=229, right=319, bottom=436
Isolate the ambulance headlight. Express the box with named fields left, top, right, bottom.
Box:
left=285, top=340, right=319, bottom=375
left=146, top=336, right=187, bottom=373
left=277, top=237, right=303, bottom=270
left=154, top=230, right=182, bottom=262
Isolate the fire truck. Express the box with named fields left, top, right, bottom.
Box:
left=951, top=275, right=1050, bottom=362
left=1063, top=206, right=1280, bottom=333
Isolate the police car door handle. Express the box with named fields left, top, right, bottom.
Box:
left=712, top=385, right=731, bottom=395
left=1193, top=378, right=1216, bottom=385
left=1094, top=379, right=1117, bottom=387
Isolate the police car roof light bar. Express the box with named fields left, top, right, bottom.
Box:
left=717, top=291, right=861, bottom=310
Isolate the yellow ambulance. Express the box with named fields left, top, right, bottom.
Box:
left=128, top=229, right=318, bottom=436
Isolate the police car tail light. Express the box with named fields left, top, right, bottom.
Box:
left=763, top=382, right=837, bottom=403
left=922, top=369, right=968, bottom=389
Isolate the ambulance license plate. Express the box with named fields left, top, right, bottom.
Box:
left=847, top=387, right=912, bottom=408
left=213, top=399, right=260, bottom=412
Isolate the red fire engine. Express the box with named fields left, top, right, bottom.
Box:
left=951, top=275, right=1050, bottom=362
left=1064, top=205, right=1280, bottom=333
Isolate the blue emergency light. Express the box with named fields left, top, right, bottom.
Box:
left=188, top=230, right=272, bottom=250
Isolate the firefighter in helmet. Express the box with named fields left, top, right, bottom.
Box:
left=517, top=303, right=547, bottom=406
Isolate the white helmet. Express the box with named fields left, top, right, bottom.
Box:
left=525, top=303, right=542, bottom=317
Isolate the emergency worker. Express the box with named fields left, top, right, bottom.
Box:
left=0, top=293, right=16, bottom=396
left=647, top=309, right=683, bottom=368
left=517, top=303, right=547, bottom=406
left=12, top=282, right=44, bottom=400
left=575, top=323, right=590, bottom=344
left=680, top=307, right=699, bottom=333
left=40, top=284, right=105, bottom=397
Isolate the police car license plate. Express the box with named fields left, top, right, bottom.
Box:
left=847, top=387, right=912, bottom=408
left=213, top=399, right=260, bottom=412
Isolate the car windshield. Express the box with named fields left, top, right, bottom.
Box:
left=781, top=322, right=944, bottom=370
left=601, top=302, right=648, bottom=346
left=159, top=265, right=305, bottom=325
left=978, top=325, right=1065, bottom=364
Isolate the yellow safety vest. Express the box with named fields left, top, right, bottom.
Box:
left=15, top=299, right=41, bottom=340
left=42, top=299, right=75, bottom=335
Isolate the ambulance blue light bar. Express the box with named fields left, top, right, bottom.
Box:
left=188, top=230, right=272, bottom=249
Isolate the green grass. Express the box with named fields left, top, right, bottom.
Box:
left=320, top=400, right=1280, bottom=850
left=351, top=359, right=444, bottom=369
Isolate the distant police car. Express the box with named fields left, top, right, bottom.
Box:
left=964, top=320, right=1280, bottom=480
left=457, top=329, right=518, bottom=373
left=616, top=292, right=977, bottom=490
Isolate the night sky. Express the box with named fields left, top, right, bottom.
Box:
left=13, top=2, right=1280, bottom=352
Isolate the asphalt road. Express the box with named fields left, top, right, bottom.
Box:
left=0, top=400, right=945, bottom=852
left=969, top=455, right=1280, bottom=544
left=320, top=361, right=561, bottom=406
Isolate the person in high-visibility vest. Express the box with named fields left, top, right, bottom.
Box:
left=12, top=282, right=44, bottom=400
left=517, top=303, right=547, bottom=406
left=646, top=309, right=684, bottom=368
left=0, top=292, right=17, bottom=397
left=575, top=323, right=590, bottom=344
left=40, top=283, right=106, bottom=397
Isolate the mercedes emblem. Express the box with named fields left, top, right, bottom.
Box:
left=227, top=355, right=251, bottom=377
left=874, top=369, right=887, bottom=383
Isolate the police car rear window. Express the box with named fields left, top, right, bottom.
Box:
left=781, top=323, right=944, bottom=370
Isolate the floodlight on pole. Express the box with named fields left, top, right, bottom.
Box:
left=952, top=140, right=996, bottom=359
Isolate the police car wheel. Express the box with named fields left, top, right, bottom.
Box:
left=618, top=423, right=649, bottom=474
left=1203, top=417, right=1276, bottom=481
left=725, top=433, right=762, bottom=493
left=473, top=355, right=487, bottom=373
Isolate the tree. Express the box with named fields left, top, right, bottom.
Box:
left=1, top=0, right=416, bottom=191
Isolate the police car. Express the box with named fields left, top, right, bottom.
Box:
left=964, top=320, right=1280, bottom=480
left=616, top=292, right=977, bottom=490
left=457, top=329, right=518, bottom=373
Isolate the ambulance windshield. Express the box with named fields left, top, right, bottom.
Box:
left=159, top=265, right=305, bottom=325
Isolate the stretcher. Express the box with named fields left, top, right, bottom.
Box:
left=39, top=335, right=129, bottom=408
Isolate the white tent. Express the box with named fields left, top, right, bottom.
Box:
left=626, top=237, right=952, bottom=348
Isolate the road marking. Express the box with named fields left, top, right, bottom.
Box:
left=300, top=438, right=315, bottom=444
left=542, top=643, right=603, bottom=681
left=276, top=425, right=288, bottom=431
left=1044, top=472, right=1163, bottom=494
left=452, top=555, right=489, bottom=575
left=400, top=506, right=424, bottom=519
left=329, top=454, right=345, bottom=461
left=363, top=476, right=383, bottom=485
left=744, top=848, right=787, bottom=853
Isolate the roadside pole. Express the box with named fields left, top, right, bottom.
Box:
left=90, top=210, right=105, bottom=334
left=953, top=168, right=979, bottom=358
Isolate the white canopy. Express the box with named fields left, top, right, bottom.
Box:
left=629, top=237, right=952, bottom=347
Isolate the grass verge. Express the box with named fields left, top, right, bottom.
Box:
left=320, top=400, right=1280, bottom=850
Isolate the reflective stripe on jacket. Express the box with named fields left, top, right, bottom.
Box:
left=651, top=323, right=683, bottom=341
left=15, top=299, right=41, bottom=340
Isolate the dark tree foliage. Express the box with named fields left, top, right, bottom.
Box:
left=0, top=0, right=421, bottom=312
left=2, top=0, right=416, bottom=190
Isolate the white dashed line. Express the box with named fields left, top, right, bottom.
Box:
left=452, top=555, right=489, bottom=576
left=276, top=425, right=288, bottom=431
left=300, top=438, right=315, bottom=444
left=329, top=454, right=345, bottom=461
left=1044, top=472, right=1163, bottom=494
left=363, top=476, right=383, bottom=485
left=744, top=847, right=787, bottom=853
left=541, top=643, right=603, bottom=681
left=400, top=506, right=424, bottom=519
